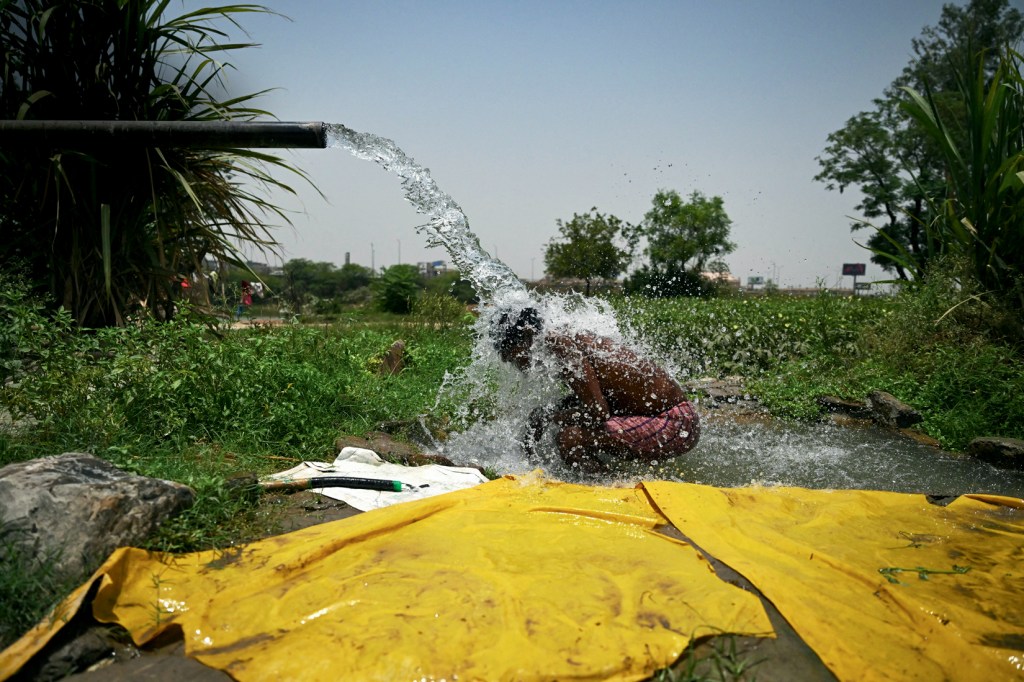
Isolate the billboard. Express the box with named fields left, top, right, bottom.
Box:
left=842, top=263, right=866, bottom=276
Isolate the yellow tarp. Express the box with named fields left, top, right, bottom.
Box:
left=642, top=481, right=1024, bottom=681
left=0, top=475, right=771, bottom=681
left=6, top=477, right=1023, bottom=681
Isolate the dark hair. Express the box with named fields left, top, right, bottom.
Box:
left=492, top=307, right=542, bottom=356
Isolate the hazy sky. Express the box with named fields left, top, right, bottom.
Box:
left=217, top=1, right=995, bottom=288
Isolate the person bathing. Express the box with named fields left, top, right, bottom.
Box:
left=492, top=307, right=699, bottom=471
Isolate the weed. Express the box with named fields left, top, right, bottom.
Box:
left=0, top=534, right=83, bottom=650
left=654, top=633, right=764, bottom=682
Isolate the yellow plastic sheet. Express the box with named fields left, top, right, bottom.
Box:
left=642, top=482, right=1024, bottom=681
left=1, top=476, right=771, bottom=681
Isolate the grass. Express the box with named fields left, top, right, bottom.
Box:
left=654, top=634, right=764, bottom=682
left=0, top=537, right=84, bottom=650
left=611, top=267, right=1024, bottom=451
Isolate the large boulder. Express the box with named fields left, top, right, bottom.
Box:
left=816, top=395, right=872, bottom=420
left=866, top=390, right=923, bottom=429
left=0, top=453, right=194, bottom=583
left=967, top=437, right=1024, bottom=470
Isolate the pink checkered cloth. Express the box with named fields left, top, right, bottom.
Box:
left=604, top=402, right=700, bottom=457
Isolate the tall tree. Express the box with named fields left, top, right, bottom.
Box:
left=544, top=209, right=631, bottom=296
left=636, top=189, right=735, bottom=275
left=815, top=0, right=1023, bottom=279
left=624, top=189, right=735, bottom=298
left=0, top=1, right=310, bottom=326
left=372, top=264, right=422, bottom=314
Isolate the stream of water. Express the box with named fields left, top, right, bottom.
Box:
left=327, top=124, right=1024, bottom=498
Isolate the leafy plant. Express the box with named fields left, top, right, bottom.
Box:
left=627, top=189, right=736, bottom=293
left=544, top=208, right=632, bottom=296
left=0, top=534, right=82, bottom=651
left=815, top=0, right=1024, bottom=280
left=654, top=633, right=763, bottom=682
left=0, top=1, right=312, bottom=326
left=901, top=45, right=1024, bottom=317
left=372, top=264, right=422, bottom=314
left=412, top=292, right=472, bottom=330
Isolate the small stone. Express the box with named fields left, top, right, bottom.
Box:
left=866, top=390, right=923, bottom=429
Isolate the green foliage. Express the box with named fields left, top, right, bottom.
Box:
left=413, top=292, right=473, bottom=331
left=815, top=0, right=1024, bottom=280
left=372, top=264, right=423, bottom=314
left=544, top=208, right=632, bottom=295
left=423, top=271, right=478, bottom=304
left=631, top=189, right=736, bottom=279
left=0, top=318, right=472, bottom=475
left=654, top=633, right=763, bottom=682
left=615, top=276, right=1024, bottom=451
left=0, top=1, right=311, bottom=326
left=752, top=267, right=1024, bottom=449
left=281, top=259, right=372, bottom=312
left=139, top=474, right=270, bottom=554
left=0, top=535, right=83, bottom=651
left=815, top=110, right=938, bottom=277
left=622, top=266, right=717, bottom=299
left=901, top=46, right=1024, bottom=315
left=614, top=291, right=881, bottom=378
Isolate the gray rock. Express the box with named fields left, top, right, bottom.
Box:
left=686, top=378, right=749, bottom=404
left=816, top=395, right=872, bottom=420
left=866, top=390, right=923, bottom=429
left=967, top=437, right=1024, bottom=470
left=0, top=453, right=194, bottom=584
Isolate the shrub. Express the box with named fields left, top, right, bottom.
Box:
left=372, top=265, right=422, bottom=314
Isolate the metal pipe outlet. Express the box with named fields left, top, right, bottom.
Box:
left=0, top=120, right=327, bottom=149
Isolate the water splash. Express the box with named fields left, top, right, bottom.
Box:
left=325, top=124, right=527, bottom=303
left=327, top=123, right=658, bottom=477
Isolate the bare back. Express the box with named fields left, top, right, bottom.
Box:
left=544, top=333, right=686, bottom=419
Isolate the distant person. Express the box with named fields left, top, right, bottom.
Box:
left=236, top=281, right=253, bottom=319
left=492, top=307, right=700, bottom=471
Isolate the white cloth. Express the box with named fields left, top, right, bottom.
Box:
left=265, top=447, right=489, bottom=511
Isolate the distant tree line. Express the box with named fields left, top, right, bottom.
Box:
left=242, top=260, right=477, bottom=317
left=543, top=188, right=736, bottom=297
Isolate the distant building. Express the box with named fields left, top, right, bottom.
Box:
left=418, top=260, right=448, bottom=278
left=701, top=271, right=741, bottom=289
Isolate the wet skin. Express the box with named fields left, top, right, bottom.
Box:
left=502, top=330, right=687, bottom=469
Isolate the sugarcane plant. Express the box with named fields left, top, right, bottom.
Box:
left=898, top=44, right=1024, bottom=317
left=0, top=0, right=313, bottom=326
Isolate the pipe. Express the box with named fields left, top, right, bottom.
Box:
left=0, top=120, right=327, bottom=149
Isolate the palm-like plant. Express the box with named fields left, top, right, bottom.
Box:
left=901, top=45, right=1024, bottom=315
left=0, top=1, right=311, bottom=325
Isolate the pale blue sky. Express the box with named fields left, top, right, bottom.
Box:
left=218, top=1, right=1007, bottom=287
